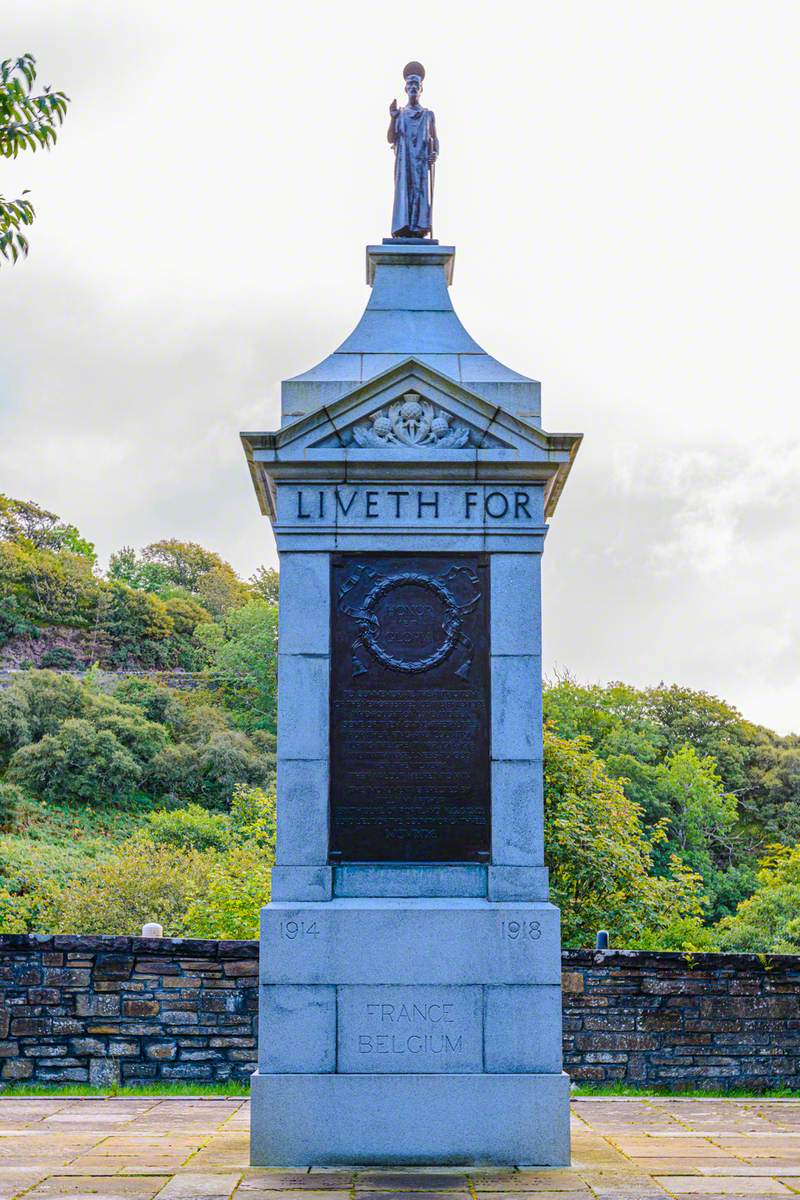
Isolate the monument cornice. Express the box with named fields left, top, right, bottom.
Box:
left=241, top=357, right=581, bottom=522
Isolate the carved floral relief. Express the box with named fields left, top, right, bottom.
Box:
left=352, top=392, right=471, bottom=449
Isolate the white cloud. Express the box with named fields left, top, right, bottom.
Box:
left=2, top=0, right=799, bottom=732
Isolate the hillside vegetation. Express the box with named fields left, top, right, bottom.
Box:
left=0, top=493, right=798, bottom=951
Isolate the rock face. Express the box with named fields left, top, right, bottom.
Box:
left=242, top=242, right=581, bottom=1166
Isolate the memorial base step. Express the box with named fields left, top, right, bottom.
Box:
left=249, top=1070, right=571, bottom=1166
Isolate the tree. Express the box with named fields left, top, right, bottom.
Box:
left=98, top=582, right=174, bottom=667
left=718, top=844, right=800, bottom=954
left=541, top=676, right=782, bottom=921
left=141, top=540, right=232, bottom=592
left=250, top=565, right=279, bottom=604
left=543, top=728, right=703, bottom=947
left=0, top=539, right=101, bottom=631
left=1, top=55, right=69, bottom=263
left=197, top=599, right=278, bottom=732
left=9, top=717, right=141, bottom=805
left=108, top=539, right=250, bottom=616
left=107, top=547, right=172, bottom=594
left=0, top=496, right=94, bottom=560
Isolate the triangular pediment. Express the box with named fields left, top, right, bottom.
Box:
left=242, top=357, right=582, bottom=520
left=271, top=358, right=555, bottom=459
left=311, top=389, right=510, bottom=451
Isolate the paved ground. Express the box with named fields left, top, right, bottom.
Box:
left=0, top=1098, right=799, bottom=1199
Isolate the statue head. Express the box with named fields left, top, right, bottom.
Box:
left=403, top=61, right=425, bottom=103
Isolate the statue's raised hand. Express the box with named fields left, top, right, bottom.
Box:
left=389, top=99, right=399, bottom=117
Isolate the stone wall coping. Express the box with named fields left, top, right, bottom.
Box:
left=0, top=934, right=258, bottom=957
left=2, top=935, right=798, bottom=973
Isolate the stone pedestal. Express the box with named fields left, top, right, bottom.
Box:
left=251, top=897, right=569, bottom=1164
left=242, top=242, right=581, bottom=1166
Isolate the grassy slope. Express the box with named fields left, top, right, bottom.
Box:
left=0, top=796, right=155, bottom=891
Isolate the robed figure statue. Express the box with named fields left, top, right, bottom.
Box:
left=388, top=62, right=439, bottom=238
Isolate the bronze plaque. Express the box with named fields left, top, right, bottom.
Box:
left=330, top=553, right=490, bottom=862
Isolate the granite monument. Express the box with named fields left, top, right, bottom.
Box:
left=242, top=66, right=582, bottom=1165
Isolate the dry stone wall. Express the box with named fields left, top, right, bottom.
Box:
left=1, top=936, right=798, bottom=1090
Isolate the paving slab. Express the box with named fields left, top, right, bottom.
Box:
left=0, top=1098, right=797, bottom=1199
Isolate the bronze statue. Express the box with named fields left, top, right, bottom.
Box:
left=388, top=62, right=439, bottom=239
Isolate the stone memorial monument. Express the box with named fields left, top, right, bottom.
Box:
left=243, top=64, right=582, bottom=1166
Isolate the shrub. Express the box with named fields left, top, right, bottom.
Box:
left=99, top=582, right=174, bottom=667
left=52, top=839, right=213, bottom=935
left=145, top=742, right=203, bottom=802
left=163, top=596, right=212, bottom=637
left=9, top=717, right=141, bottom=805
left=231, top=784, right=276, bottom=852
left=145, top=731, right=274, bottom=808
left=89, top=702, right=168, bottom=764
left=197, top=731, right=274, bottom=807
left=0, top=782, right=26, bottom=831
left=181, top=703, right=231, bottom=745
left=717, top=844, right=800, bottom=953
left=183, top=843, right=272, bottom=938
left=40, top=646, right=79, bottom=670
left=112, top=677, right=187, bottom=730
left=10, top=669, right=86, bottom=739
left=145, top=803, right=231, bottom=852
left=0, top=880, right=57, bottom=933
left=0, top=689, right=31, bottom=766
left=635, top=915, right=721, bottom=952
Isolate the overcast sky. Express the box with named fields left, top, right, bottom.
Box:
left=2, top=1, right=798, bottom=733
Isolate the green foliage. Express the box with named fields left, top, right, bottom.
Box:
left=145, top=803, right=231, bottom=852
left=110, top=541, right=250, bottom=613
left=542, top=677, right=795, bottom=921
left=543, top=728, right=703, bottom=947
left=107, top=547, right=173, bottom=594
left=111, top=677, right=186, bottom=728
left=53, top=839, right=213, bottom=936
left=145, top=729, right=274, bottom=809
left=0, top=497, right=94, bottom=561
left=48, top=791, right=274, bottom=936
left=8, top=669, right=85, bottom=740
left=9, top=717, right=142, bottom=805
left=718, top=844, right=800, bottom=953
left=0, top=781, right=25, bottom=830
left=249, top=565, right=279, bottom=604
left=90, top=703, right=168, bottom=764
left=163, top=596, right=211, bottom=637
left=230, top=783, right=276, bottom=851
left=635, top=915, right=721, bottom=952
left=0, top=594, right=40, bottom=646
left=198, top=600, right=278, bottom=732
left=0, top=688, right=31, bottom=766
left=99, top=582, right=174, bottom=667
left=0, top=54, right=69, bottom=263
left=183, top=843, right=272, bottom=938
left=141, top=540, right=232, bottom=592
left=40, top=646, right=78, bottom=670
left=0, top=537, right=102, bottom=631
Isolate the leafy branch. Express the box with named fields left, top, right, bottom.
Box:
left=0, top=53, right=70, bottom=264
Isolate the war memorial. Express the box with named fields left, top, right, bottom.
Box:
left=242, top=63, right=582, bottom=1166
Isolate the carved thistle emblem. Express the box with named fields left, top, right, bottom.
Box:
left=337, top=561, right=482, bottom=679
left=352, top=393, right=470, bottom=449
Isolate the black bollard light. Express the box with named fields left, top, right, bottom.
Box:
left=595, top=929, right=609, bottom=950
